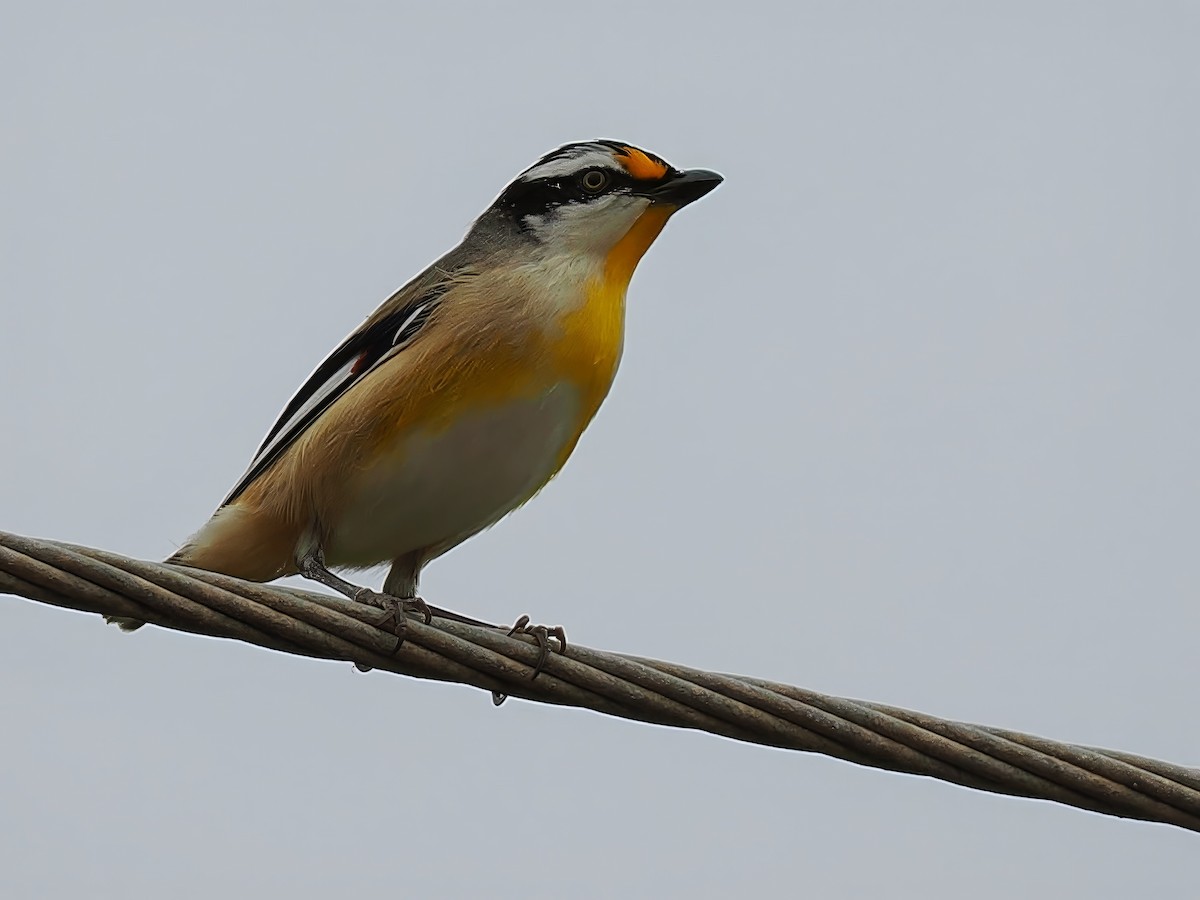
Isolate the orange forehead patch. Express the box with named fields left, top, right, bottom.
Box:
left=615, top=145, right=670, bottom=181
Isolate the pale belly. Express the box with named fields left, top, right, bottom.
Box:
left=325, top=382, right=583, bottom=567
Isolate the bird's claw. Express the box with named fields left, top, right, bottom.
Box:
left=506, top=614, right=568, bottom=680
left=491, top=615, right=568, bottom=705
left=406, top=595, right=433, bottom=625
left=354, top=588, right=432, bottom=653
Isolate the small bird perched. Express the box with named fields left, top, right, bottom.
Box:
left=111, top=140, right=721, bottom=649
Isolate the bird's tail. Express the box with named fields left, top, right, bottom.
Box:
left=104, top=504, right=298, bottom=631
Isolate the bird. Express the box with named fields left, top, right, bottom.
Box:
left=110, top=140, right=722, bottom=652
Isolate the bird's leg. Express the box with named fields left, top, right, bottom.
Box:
left=295, top=548, right=430, bottom=652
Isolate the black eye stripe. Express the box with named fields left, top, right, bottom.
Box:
left=494, top=168, right=634, bottom=226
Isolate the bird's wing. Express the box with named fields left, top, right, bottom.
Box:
left=220, top=273, right=459, bottom=507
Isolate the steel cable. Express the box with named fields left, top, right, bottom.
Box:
left=1, top=529, right=1196, bottom=833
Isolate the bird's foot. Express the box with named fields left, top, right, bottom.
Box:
left=353, top=588, right=432, bottom=652
left=490, top=616, right=568, bottom=705
left=506, top=614, right=568, bottom=680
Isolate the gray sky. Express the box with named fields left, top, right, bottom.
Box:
left=3, top=2, right=1197, bottom=896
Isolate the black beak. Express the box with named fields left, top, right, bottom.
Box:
left=644, top=168, right=724, bottom=207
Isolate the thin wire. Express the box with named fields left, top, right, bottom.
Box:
left=1, top=530, right=1197, bottom=833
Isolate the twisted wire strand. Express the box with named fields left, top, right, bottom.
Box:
left=1, top=529, right=1197, bottom=833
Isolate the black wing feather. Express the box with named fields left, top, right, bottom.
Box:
left=220, top=283, right=448, bottom=507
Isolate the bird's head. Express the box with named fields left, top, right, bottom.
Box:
left=482, top=140, right=723, bottom=259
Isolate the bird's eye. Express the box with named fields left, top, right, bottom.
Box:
left=580, top=169, right=609, bottom=193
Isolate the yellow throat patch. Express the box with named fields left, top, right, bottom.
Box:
left=556, top=205, right=673, bottom=425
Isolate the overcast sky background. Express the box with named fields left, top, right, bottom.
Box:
left=3, top=3, right=1198, bottom=897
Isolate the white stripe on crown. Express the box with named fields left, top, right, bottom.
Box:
left=518, top=144, right=623, bottom=182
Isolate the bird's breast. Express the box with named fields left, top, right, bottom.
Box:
left=327, top=380, right=585, bottom=567
left=321, top=215, right=674, bottom=568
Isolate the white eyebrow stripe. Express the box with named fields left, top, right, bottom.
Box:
left=519, top=147, right=622, bottom=181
